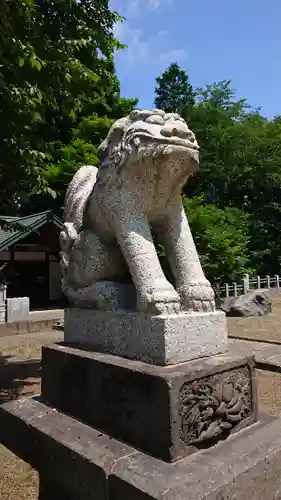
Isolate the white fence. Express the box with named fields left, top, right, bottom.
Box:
left=214, top=274, right=281, bottom=298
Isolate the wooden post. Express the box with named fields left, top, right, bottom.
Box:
left=225, top=283, right=229, bottom=298
left=275, top=275, right=280, bottom=288
left=257, top=275, right=261, bottom=289
left=266, top=275, right=271, bottom=289
left=233, top=282, right=238, bottom=297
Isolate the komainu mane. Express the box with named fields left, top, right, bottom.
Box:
left=60, top=109, right=215, bottom=314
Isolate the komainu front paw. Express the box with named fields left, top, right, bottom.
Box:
left=138, top=284, right=181, bottom=315
left=179, top=281, right=216, bottom=313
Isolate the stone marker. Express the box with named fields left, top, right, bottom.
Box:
left=6, top=296, right=30, bottom=323
left=1, top=109, right=281, bottom=499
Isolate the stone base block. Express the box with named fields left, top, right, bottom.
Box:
left=41, top=344, right=257, bottom=462
left=64, top=308, right=228, bottom=365
left=1, top=397, right=281, bottom=500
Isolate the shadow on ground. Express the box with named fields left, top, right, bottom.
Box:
left=0, top=354, right=41, bottom=404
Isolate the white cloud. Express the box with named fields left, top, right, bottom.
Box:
left=160, top=48, right=187, bottom=63
left=114, top=24, right=168, bottom=67
left=148, top=0, right=171, bottom=11
left=111, top=0, right=180, bottom=68
left=113, top=0, right=140, bottom=18
left=149, top=0, right=159, bottom=9
left=110, top=0, right=139, bottom=18
left=110, top=0, right=171, bottom=16
left=114, top=22, right=186, bottom=68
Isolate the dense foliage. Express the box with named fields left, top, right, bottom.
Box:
left=0, top=0, right=136, bottom=214
left=155, top=63, right=281, bottom=280
left=183, top=197, right=252, bottom=283
left=1, top=2, right=281, bottom=283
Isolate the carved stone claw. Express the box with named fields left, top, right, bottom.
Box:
left=179, top=282, right=216, bottom=313
left=138, top=285, right=181, bottom=315
left=152, top=301, right=181, bottom=315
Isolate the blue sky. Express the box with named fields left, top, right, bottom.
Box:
left=110, top=0, right=281, bottom=119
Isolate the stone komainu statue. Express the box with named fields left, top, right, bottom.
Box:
left=60, top=109, right=215, bottom=314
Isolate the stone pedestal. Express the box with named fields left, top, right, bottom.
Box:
left=2, top=397, right=281, bottom=500
left=64, top=308, right=228, bottom=365
left=41, top=344, right=257, bottom=462
left=1, top=309, right=281, bottom=499
left=38, top=477, right=70, bottom=500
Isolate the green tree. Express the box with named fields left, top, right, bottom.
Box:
left=184, top=80, right=254, bottom=205
left=0, top=0, right=136, bottom=214
left=156, top=196, right=252, bottom=286
left=154, top=63, right=195, bottom=115
left=183, top=197, right=253, bottom=283
left=25, top=78, right=137, bottom=215
left=184, top=81, right=281, bottom=274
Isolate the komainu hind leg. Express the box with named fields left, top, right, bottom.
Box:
left=63, top=230, right=137, bottom=311
left=62, top=281, right=137, bottom=311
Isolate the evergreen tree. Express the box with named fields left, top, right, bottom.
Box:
left=154, top=63, right=195, bottom=114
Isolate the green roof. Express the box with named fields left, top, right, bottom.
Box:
left=0, top=210, right=62, bottom=251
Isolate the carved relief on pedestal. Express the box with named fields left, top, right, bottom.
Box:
left=179, top=366, right=252, bottom=445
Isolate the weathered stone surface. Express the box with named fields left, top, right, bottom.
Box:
left=64, top=308, right=227, bottom=365
left=60, top=109, right=215, bottom=315
left=1, top=397, right=281, bottom=500
left=0, top=397, right=134, bottom=500
left=219, top=289, right=272, bottom=317
left=109, top=415, right=281, bottom=500
left=179, top=365, right=253, bottom=446
left=41, top=344, right=257, bottom=462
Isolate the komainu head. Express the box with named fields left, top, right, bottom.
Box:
left=96, top=109, right=199, bottom=186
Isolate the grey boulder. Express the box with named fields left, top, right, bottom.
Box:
left=218, top=289, right=272, bottom=317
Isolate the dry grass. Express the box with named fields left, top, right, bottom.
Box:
left=1, top=295, right=281, bottom=498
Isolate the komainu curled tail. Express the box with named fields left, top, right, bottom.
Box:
left=63, top=165, right=98, bottom=232
left=60, top=165, right=98, bottom=277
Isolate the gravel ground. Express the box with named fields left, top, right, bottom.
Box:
left=0, top=329, right=62, bottom=500
left=1, top=295, right=281, bottom=499
left=257, top=370, right=281, bottom=417
left=228, top=294, right=281, bottom=344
